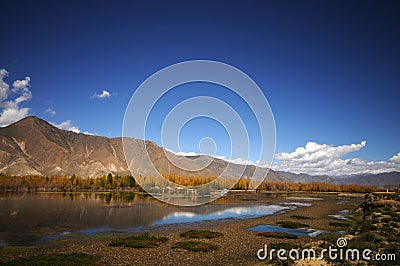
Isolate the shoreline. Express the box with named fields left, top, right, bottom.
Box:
left=0, top=192, right=364, bottom=265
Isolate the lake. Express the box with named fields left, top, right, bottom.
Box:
left=0, top=192, right=312, bottom=246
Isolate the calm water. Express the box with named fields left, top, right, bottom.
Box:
left=248, top=224, right=328, bottom=237
left=328, top=209, right=351, bottom=221
left=0, top=192, right=311, bottom=246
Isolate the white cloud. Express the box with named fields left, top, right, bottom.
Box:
left=229, top=157, right=253, bottom=165
left=51, top=120, right=80, bottom=133
left=214, top=155, right=254, bottom=165
left=50, top=120, right=96, bottom=135
left=0, top=108, right=30, bottom=127
left=169, top=149, right=255, bottom=165
left=156, top=142, right=400, bottom=176
left=45, top=108, right=56, bottom=115
left=274, top=141, right=366, bottom=162
left=173, top=151, right=201, bottom=156
left=271, top=141, right=400, bottom=176
left=390, top=152, right=400, bottom=163
left=12, top=76, right=31, bottom=92
left=0, top=69, right=32, bottom=127
left=92, top=90, right=111, bottom=99
left=0, top=69, right=10, bottom=101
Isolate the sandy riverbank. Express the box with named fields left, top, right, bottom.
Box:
left=0, top=193, right=363, bottom=265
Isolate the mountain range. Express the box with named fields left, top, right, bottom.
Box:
left=0, top=116, right=284, bottom=181
left=0, top=116, right=399, bottom=187
left=276, top=171, right=400, bottom=188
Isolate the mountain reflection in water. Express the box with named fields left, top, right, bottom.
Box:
left=0, top=192, right=304, bottom=246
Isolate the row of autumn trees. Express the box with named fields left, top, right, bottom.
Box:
left=0, top=173, right=377, bottom=193
left=164, top=174, right=377, bottom=193
left=255, top=180, right=376, bottom=193
left=0, top=173, right=139, bottom=191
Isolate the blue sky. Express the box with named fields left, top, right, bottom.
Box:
left=1, top=0, right=399, bottom=175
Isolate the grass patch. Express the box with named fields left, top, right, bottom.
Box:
left=109, top=233, right=168, bottom=248
left=358, top=232, right=380, bottom=243
left=276, top=221, right=309, bottom=228
left=382, top=207, right=396, bottom=216
left=257, top=232, right=298, bottom=239
left=1, top=253, right=99, bottom=266
left=359, top=219, right=377, bottom=232
left=290, top=215, right=311, bottom=220
left=329, top=222, right=351, bottom=227
left=173, top=241, right=218, bottom=252
left=318, top=233, right=340, bottom=247
left=180, top=230, right=222, bottom=239
left=0, top=245, right=35, bottom=255
left=342, top=192, right=400, bottom=262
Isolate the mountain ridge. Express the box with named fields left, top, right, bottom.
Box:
left=1, top=116, right=398, bottom=187
left=277, top=170, right=400, bottom=188
left=0, top=116, right=285, bottom=182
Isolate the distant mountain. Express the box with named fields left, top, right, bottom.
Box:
left=339, top=172, right=400, bottom=188
left=276, top=171, right=337, bottom=184
left=277, top=171, right=400, bottom=188
left=0, top=116, right=286, bottom=181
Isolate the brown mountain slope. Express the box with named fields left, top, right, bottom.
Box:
left=0, top=116, right=129, bottom=177
left=0, top=116, right=285, bottom=181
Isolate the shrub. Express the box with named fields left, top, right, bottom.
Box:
left=1, top=253, right=99, bottom=266
left=290, top=215, right=311, bottom=220
left=109, top=233, right=168, bottom=248
left=180, top=230, right=222, bottom=239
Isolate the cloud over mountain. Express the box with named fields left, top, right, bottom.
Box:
left=51, top=120, right=80, bottom=133
left=45, top=108, right=56, bottom=115
left=390, top=152, right=400, bottom=163
left=0, top=69, right=32, bottom=127
left=272, top=141, right=400, bottom=176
